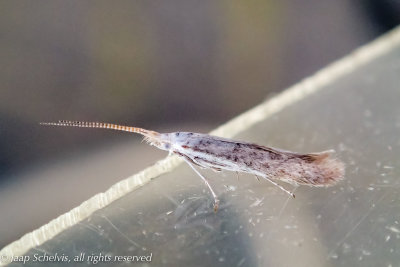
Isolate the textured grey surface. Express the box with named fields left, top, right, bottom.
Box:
left=3, top=29, right=400, bottom=267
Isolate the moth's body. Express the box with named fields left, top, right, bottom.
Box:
left=168, top=132, right=342, bottom=187
left=41, top=121, right=345, bottom=211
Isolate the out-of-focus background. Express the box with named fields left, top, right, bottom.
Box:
left=0, top=0, right=399, bottom=248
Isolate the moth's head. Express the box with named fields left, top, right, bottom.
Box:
left=143, top=132, right=172, bottom=151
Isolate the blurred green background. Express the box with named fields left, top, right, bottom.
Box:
left=0, top=0, right=399, bottom=248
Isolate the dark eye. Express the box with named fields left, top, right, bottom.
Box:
left=164, top=143, right=171, bottom=149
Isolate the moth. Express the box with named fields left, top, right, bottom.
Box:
left=41, top=121, right=345, bottom=211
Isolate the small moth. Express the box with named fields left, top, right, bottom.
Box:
left=41, top=120, right=345, bottom=212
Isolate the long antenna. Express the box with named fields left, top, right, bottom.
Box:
left=40, top=120, right=160, bottom=139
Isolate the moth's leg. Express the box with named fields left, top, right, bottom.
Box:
left=210, top=167, right=222, bottom=172
left=182, top=157, right=220, bottom=212
left=260, top=176, right=295, bottom=198
left=173, top=151, right=202, bottom=167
